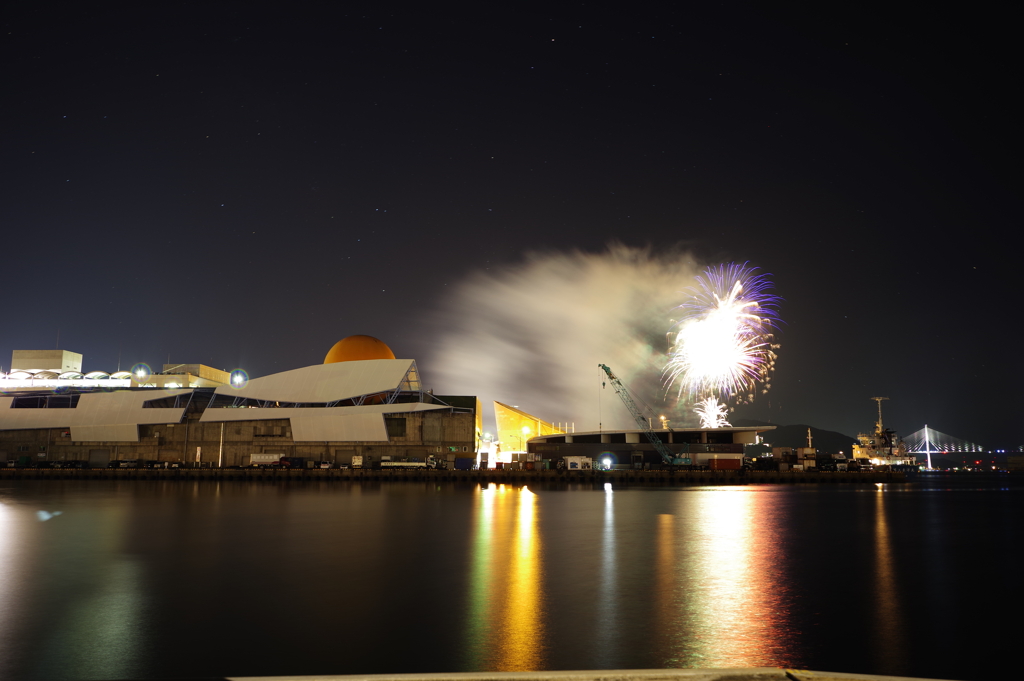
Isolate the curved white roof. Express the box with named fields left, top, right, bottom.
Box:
left=0, top=389, right=191, bottom=442
left=199, top=401, right=448, bottom=441
left=213, top=360, right=419, bottom=404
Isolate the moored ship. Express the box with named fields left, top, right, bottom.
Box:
left=851, top=397, right=918, bottom=470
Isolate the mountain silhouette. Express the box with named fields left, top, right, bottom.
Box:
left=732, top=419, right=858, bottom=455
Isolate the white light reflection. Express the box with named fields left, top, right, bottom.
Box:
left=663, top=488, right=796, bottom=668
left=0, top=501, right=24, bottom=680
left=594, top=482, right=617, bottom=666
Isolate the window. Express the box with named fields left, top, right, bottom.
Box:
left=385, top=418, right=407, bottom=437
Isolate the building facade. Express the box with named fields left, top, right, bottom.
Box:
left=0, top=359, right=479, bottom=467
left=527, top=425, right=774, bottom=468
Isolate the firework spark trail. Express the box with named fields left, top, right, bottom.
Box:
left=695, top=396, right=732, bottom=429
left=664, top=263, right=780, bottom=405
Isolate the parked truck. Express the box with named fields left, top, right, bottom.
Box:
left=381, top=459, right=427, bottom=469
left=250, top=453, right=282, bottom=467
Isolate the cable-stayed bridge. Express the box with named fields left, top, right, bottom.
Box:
left=903, top=426, right=984, bottom=453
left=903, top=425, right=985, bottom=468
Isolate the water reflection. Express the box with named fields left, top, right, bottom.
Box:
left=594, top=483, right=617, bottom=667
left=464, top=484, right=545, bottom=671
left=873, top=485, right=905, bottom=672
left=463, top=483, right=495, bottom=668
left=0, top=493, right=144, bottom=680
left=0, top=500, right=22, bottom=680
left=665, top=488, right=797, bottom=668
left=655, top=512, right=677, bottom=660
left=3, top=480, right=1013, bottom=681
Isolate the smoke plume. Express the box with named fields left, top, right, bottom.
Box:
left=422, top=244, right=704, bottom=432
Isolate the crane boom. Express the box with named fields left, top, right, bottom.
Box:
left=598, top=364, right=687, bottom=465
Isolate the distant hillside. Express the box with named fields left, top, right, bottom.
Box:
left=732, top=419, right=858, bottom=454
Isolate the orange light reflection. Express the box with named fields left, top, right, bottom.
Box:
left=872, top=485, right=905, bottom=672
left=464, top=484, right=545, bottom=671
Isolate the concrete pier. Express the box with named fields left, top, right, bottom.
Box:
left=0, top=468, right=907, bottom=484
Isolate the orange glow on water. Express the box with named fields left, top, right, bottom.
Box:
left=464, top=484, right=545, bottom=670
left=872, top=485, right=906, bottom=672
left=654, top=513, right=678, bottom=658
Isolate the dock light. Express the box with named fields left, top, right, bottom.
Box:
left=230, top=369, right=249, bottom=388
left=602, top=457, right=613, bottom=469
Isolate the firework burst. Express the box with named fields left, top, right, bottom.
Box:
left=664, top=263, right=780, bottom=406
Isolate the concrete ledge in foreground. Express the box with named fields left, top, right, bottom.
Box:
left=224, top=668, right=959, bottom=681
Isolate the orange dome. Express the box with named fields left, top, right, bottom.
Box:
left=324, top=335, right=396, bottom=364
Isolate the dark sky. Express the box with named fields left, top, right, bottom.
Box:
left=2, top=4, right=1016, bottom=448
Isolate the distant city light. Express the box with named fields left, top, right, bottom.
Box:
left=131, top=362, right=151, bottom=381
left=230, top=369, right=249, bottom=388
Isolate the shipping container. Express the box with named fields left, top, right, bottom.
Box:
left=708, top=458, right=742, bottom=470
left=453, top=457, right=474, bottom=470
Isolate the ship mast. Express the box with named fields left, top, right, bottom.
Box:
left=871, top=396, right=889, bottom=435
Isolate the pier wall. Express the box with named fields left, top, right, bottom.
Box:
left=0, top=468, right=906, bottom=484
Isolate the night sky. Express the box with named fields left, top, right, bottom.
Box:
left=2, top=5, right=1016, bottom=448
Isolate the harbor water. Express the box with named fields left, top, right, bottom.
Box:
left=0, top=476, right=1019, bottom=681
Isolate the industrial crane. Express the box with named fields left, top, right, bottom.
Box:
left=598, top=364, right=689, bottom=466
